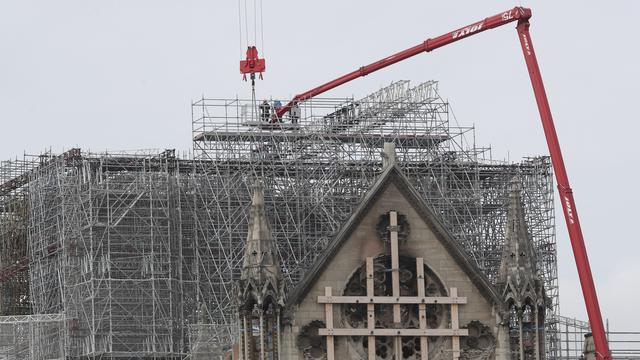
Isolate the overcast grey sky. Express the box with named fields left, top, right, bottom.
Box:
left=1, top=1, right=638, bottom=329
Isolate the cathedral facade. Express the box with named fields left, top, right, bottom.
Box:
left=235, top=145, right=547, bottom=360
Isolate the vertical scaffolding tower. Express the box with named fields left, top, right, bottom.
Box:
left=0, top=155, right=38, bottom=316
left=26, top=149, right=189, bottom=358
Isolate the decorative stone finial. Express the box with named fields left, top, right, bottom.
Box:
left=498, top=176, right=537, bottom=285
left=240, top=178, right=279, bottom=285
left=382, top=142, right=397, bottom=168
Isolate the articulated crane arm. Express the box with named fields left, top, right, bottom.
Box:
left=276, top=7, right=528, bottom=119
left=276, top=6, right=612, bottom=360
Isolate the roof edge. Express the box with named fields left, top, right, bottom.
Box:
left=286, top=164, right=503, bottom=307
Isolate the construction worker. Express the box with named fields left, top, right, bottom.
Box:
left=273, top=100, right=283, bottom=123
left=259, top=100, right=270, bottom=122
left=290, top=103, right=301, bottom=124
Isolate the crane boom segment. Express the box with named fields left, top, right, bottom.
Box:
left=275, top=6, right=528, bottom=119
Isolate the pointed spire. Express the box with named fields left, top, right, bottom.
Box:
left=382, top=142, right=397, bottom=168
left=499, top=177, right=548, bottom=360
left=498, top=176, right=538, bottom=291
left=238, top=179, right=284, bottom=360
left=241, top=179, right=280, bottom=284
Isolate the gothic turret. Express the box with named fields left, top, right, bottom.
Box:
left=240, top=180, right=280, bottom=289
left=498, top=177, right=547, bottom=360
left=498, top=177, right=540, bottom=299
left=237, top=180, right=283, bottom=360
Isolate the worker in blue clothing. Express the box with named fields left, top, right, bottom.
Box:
left=273, top=100, right=283, bottom=123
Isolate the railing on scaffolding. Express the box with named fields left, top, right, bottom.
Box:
left=556, top=315, right=640, bottom=359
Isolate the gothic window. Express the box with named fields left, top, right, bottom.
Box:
left=522, top=303, right=536, bottom=360
left=241, top=298, right=279, bottom=360
left=506, top=300, right=544, bottom=360
left=342, top=255, right=450, bottom=359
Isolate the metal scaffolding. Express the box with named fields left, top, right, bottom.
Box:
left=0, top=80, right=561, bottom=358
left=26, top=149, right=191, bottom=358
left=0, top=314, right=65, bottom=360
left=555, top=315, right=640, bottom=360
left=0, top=155, right=38, bottom=317
left=191, top=80, right=559, bottom=357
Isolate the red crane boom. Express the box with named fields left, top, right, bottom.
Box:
left=276, top=6, right=611, bottom=360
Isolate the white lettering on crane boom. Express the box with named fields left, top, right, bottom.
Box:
left=564, top=195, right=575, bottom=224
left=452, top=22, right=484, bottom=39
left=521, top=33, right=532, bottom=56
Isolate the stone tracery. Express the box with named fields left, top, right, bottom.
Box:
left=342, top=255, right=451, bottom=359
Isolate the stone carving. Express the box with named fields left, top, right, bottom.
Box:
left=297, top=320, right=327, bottom=360
left=460, top=321, right=496, bottom=360
left=376, top=212, right=410, bottom=244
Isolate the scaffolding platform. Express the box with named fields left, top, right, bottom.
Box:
left=195, top=131, right=449, bottom=148
left=240, top=121, right=302, bottom=130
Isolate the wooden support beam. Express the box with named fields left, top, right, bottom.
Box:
left=318, top=328, right=469, bottom=337
left=390, top=211, right=402, bottom=360
left=317, top=295, right=467, bottom=305
left=316, top=213, right=470, bottom=360
left=325, top=287, right=335, bottom=360
left=417, top=258, right=429, bottom=360
left=451, top=287, right=460, bottom=360
left=366, top=257, right=375, bottom=360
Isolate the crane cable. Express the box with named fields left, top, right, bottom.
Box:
left=237, top=1, right=243, bottom=59
left=244, top=0, right=249, bottom=47
left=237, top=0, right=264, bottom=57
left=238, top=0, right=265, bottom=122
left=260, top=0, right=264, bottom=61
left=253, top=0, right=257, bottom=50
